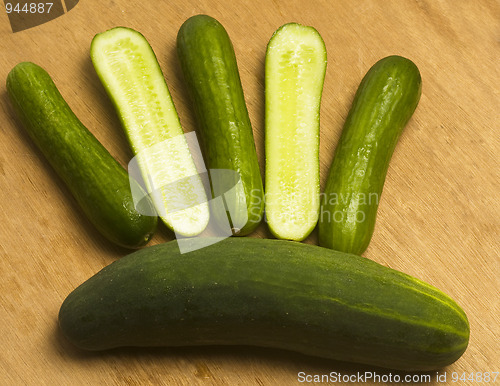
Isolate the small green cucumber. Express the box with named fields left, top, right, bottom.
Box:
left=176, top=15, right=264, bottom=236
left=59, top=238, right=469, bottom=371
left=91, top=27, right=210, bottom=237
left=6, top=62, right=157, bottom=249
left=265, top=23, right=327, bottom=241
left=319, top=55, right=422, bottom=254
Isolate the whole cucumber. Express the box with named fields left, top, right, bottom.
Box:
left=58, top=238, right=469, bottom=371
left=319, top=55, right=422, bottom=254
left=6, top=62, right=157, bottom=248
left=176, top=15, right=264, bottom=236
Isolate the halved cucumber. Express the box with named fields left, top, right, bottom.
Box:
left=91, top=27, right=209, bottom=237
left=265, top=23, right=327, bottom=241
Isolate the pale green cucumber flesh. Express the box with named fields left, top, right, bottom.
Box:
left=265, top=23, right=326, bottom=241
left=58, top=238, right=469, bottom=371
left=91, top=27, right=209, bottom=237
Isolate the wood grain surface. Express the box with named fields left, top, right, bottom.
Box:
left=0, top=0, right=498, bottom=385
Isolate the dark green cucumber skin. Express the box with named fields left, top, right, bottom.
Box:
left=176, top=15, right=264, bottom=236
left=6, top=62, right=157, bottom=248
left=59, top=238, right=469, bottom=371
left=319, top=56, right=422, bottom=255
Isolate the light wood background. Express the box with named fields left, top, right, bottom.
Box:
left=0, top=1, right=498, bottom=385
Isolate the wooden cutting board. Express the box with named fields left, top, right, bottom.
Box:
left=1, top=1, right=498, bottom=384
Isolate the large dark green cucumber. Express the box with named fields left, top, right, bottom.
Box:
left=6, top=62, right=157, bottom=248
left=58, top=238, right=469, bottom=371
left=319, top=55, right=422, bottom=255
left=176, top=15, right=264, bottom=236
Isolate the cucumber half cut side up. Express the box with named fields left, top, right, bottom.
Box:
left=91, top=27, right=210, bottom=237
left=265, top=23, right=327, bottom=241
